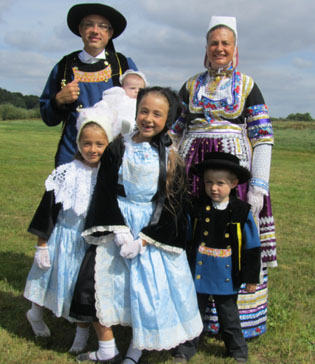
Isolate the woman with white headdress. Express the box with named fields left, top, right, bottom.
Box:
left=170, top=15, right=277, bottom=348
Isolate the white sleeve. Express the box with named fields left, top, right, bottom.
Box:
left=249, top=144, right=272, bottom=195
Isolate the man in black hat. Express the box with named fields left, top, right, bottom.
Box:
left=40, top=3, right=137, bottom=166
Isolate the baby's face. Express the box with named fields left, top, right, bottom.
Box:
left=123, top=74, right=145, bottom=99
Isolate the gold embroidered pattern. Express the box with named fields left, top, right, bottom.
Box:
left=73, top=65, right=112, bottom=83
left=198, top=245, right=232, bottom=257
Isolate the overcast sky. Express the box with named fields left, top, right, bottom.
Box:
left=0, top=0, right=314, bottom=117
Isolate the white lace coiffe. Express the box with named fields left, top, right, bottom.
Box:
left=45, top=160, right=98, bottom=217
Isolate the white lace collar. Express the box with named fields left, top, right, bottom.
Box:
left=45, top=160, right=98, bottom=217
left=212, top=200, right=229, bottom=210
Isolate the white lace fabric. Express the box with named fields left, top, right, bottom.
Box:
left=250, top=144, right=272, bottom=194
left=139, top=232, right=183, bottom=254
left=45, top=160, right=98, bottom=217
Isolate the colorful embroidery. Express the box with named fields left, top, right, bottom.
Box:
left=73, top=65, right=112, bottom=83
left=189, top=71, right=253, bottom=120
left=246, top=104, right=274, bottom=146
left=198, top=245, right=232, bottom=257
left=249, top=177, right=269, bottom=191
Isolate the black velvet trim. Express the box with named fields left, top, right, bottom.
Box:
left=69, top=245, right=97, bottom=321
left=28, top=190, right=61, bottom=241
left=84, top=137, right=126, bottom=231
left=240, top=246, right=261, bottom=284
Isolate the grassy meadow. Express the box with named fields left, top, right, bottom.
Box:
left=0, top=119, right=314, bottom=364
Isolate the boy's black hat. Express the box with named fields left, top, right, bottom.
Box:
left=67, top=3, right=127, bottom=39
left=192, top=152, right=251, bottom=184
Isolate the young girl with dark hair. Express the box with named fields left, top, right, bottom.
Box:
left=70, top=87, right=203, bottom=364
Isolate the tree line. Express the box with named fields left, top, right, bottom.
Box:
left=0, top=88, right=39, bottom=109
left=0, top=87, right=313, bottom=122
left=271, top=113, right=314, bottom=121
left=0, top=88, right=40, bottom=120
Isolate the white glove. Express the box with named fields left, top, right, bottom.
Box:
left=120, top=238, right=144, bottom=259
left=34, top=246, right=51, bottom=269
left=247, top=187, right=264, bottom=216
left=114, top=231, right=134, bottom=247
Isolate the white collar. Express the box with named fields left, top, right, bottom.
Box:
left=45, top=160, right=99, bottom=217
left=78, top=49, right=106, bottom=64
left=212, top=200, right=229, bottom=210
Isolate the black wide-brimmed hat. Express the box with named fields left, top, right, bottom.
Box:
left=67, top=3, right=127, bottom=39
left=192, top=152, right=251, bottom=184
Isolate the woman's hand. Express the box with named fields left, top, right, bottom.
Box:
left=247, top=187, right=264, bottom=216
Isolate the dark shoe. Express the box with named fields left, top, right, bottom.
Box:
left=233, top=357, right=247, bottom=363
left=76, top=352, right=122, bottom=363
left=123, top=357, right=141, bottom=364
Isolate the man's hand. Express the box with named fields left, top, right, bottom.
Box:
left=55, top=80, right=80, bottom=106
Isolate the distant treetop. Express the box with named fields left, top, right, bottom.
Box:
left=286, top=112, right=313, bottom=121
left=0, top=88, right=39, bottom=110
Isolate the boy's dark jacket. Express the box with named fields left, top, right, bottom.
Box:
left=188, top=195, right=261, bottom=289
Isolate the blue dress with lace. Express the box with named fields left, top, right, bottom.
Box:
left=24, top=210, right=88, bottom=319
left=93, top=135, right=203, bottom=350
left=24, top=160, right=97, bottom=320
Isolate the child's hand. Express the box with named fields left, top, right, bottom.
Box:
left=114, top=231, right=134, bottom=247
left=120, top=238, right=145, bottom=259
left=245, top=283, right=257, bottom=293
left=34, top=246, right=51, bottom=269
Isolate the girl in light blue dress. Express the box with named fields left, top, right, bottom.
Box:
left=24, top=103, right=117, bottom=353
left=71, top=87, right=203, bottom=364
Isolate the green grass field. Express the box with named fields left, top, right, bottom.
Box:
left=0, top=120, right=314, bottom=364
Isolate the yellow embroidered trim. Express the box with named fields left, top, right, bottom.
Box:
left=73, top=65, right=112, bottom=82
left=251, top=138, right=274, bottom=148
left=198, top=245, right=232, bottom=257
left=232, top=222, right=242, bottom=270
left=115, top=52, right=122, bottom=76
left=206, top=76, right=222, bottom=96
left=260, top=232, right=276, bottom=240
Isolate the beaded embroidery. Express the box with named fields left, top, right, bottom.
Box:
left=198, top=245, right=232, bottom=258
left=73, top=65, right=112, bottom=83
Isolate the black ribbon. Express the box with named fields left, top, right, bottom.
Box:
left=149, top=133, right=172, bottom=226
